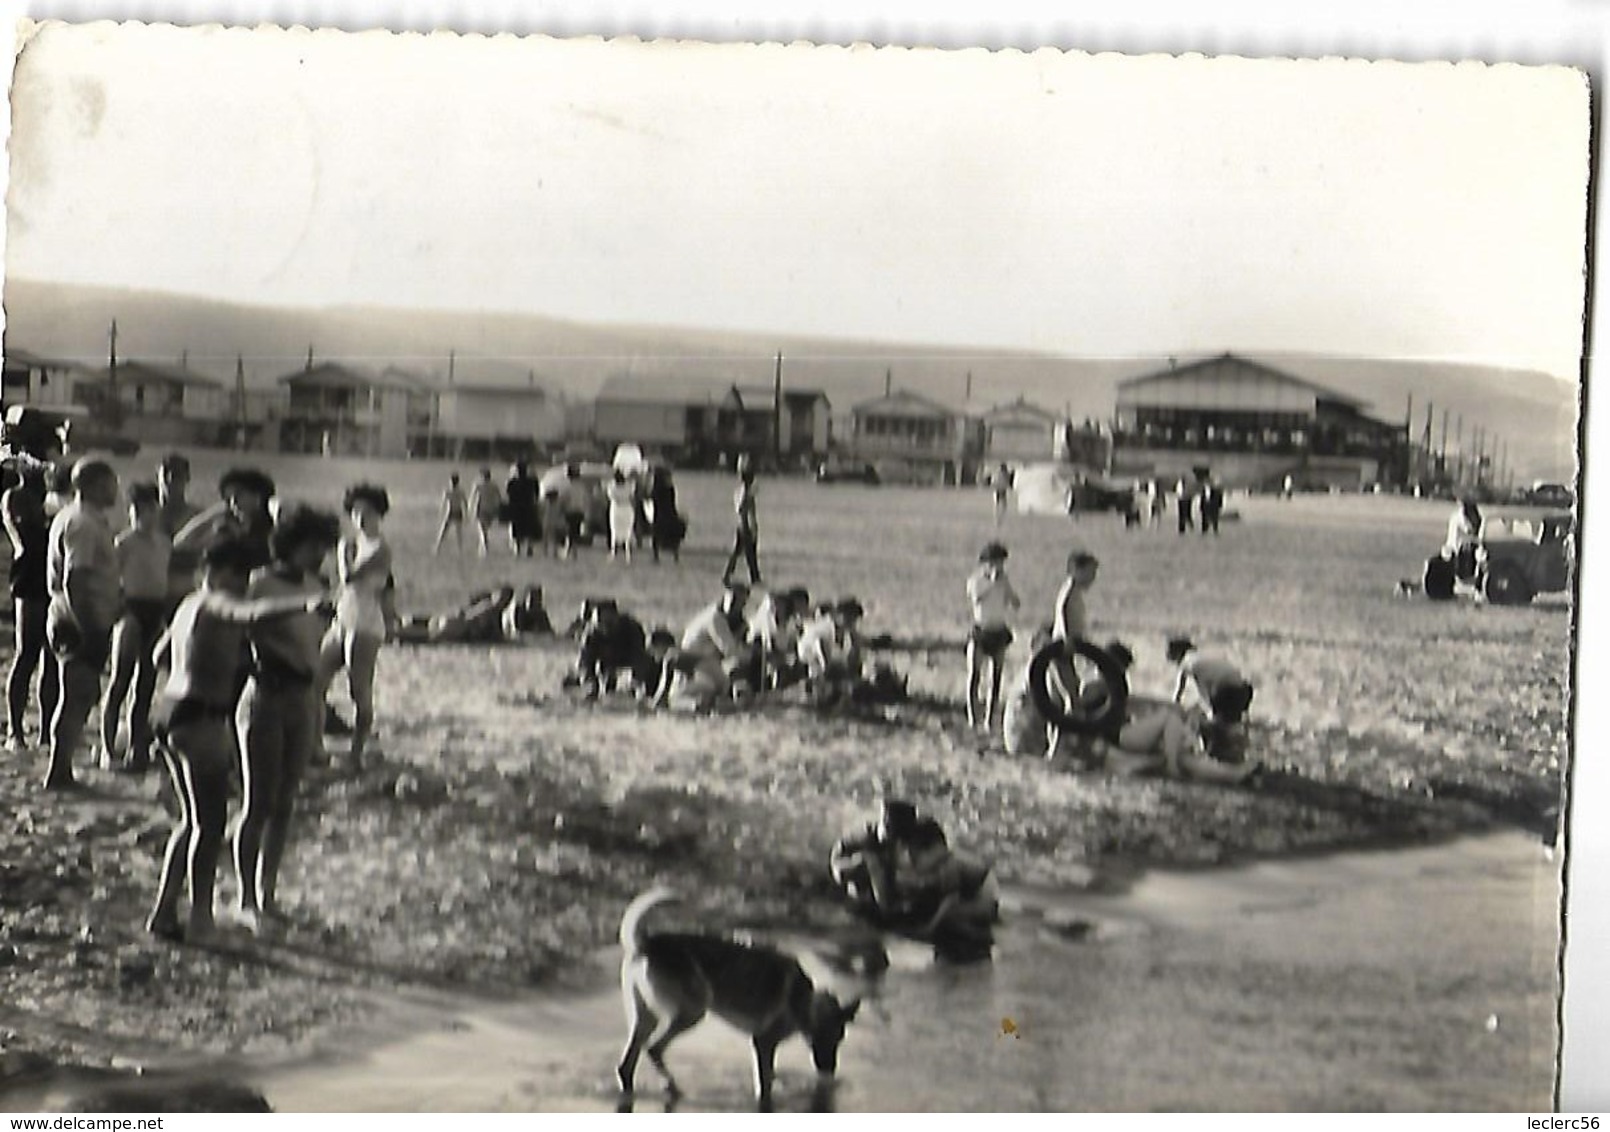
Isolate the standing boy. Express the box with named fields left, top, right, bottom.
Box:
left=722, top=457, right=761, bottom=586
left=146, top=536, right=329, bottom=944
left=235, top=505, right=343, bottom=933
left=1047, top=545, right=1100, bottom=753
left=157, top=453, right=201, bottom=606
left=468, top=467, right=503, bottom=557
left=434, top=471, right=468, bottom=555
left=965, top=541, right=1020, bottom=731
left=43, top=459, right=122, bottom=791
left=99, top=482, right=171, bottom=772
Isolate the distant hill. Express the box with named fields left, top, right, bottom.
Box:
left=0, top=277, right=1580, bottom=482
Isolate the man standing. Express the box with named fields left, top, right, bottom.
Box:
left=44, top=459, right=122, bottom=790
left=722, top=456, right=761, bottom=586
left=158, top=453, right=202, bottom=606
left=1174, top=476, right=1195, bottom=535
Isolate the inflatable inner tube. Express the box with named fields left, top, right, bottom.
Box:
left=1027, top=637, right=1130, bottom=736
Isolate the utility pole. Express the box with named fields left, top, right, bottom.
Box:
left=235, top=354, right=247, bottom=450
left=1439, top=408, right=1450, bottom=481
left=1420, top=403, right=1433, bottom=490
left=1405, top=393, right=1415, bottom=486
left=106, top=319, right=122, bottom=431
left=1454, top=414, right=1464, bottom=486
left=773, top=352, right=784, bottom=468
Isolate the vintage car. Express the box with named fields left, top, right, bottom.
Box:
left=816, top=454, right=880, bottom=484
left=1423, top=509, right=1574, bottom=605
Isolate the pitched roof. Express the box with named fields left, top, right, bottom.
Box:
left=67, top=360, right=224, bottom=389
left=850, top=388, right=965, bottom=418
left=113, top=359, right=225, bottom=389
left=2, top=346, right=82, bottom=371
left=377, top=366, right=442, bottom=393
left=444, top=381, right=549, bottom=399
left=1117, top=353, right=1368, bottom=409
left=983, top=396, right=1060, bottom=423
left=279, top=361, right=423, bottom=391
left=596, top=373, right=743, bottom=406
left=734, top=384, right=831, bottom=410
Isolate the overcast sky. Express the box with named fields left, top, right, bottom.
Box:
left=3, top=21, right=1591, bottom=380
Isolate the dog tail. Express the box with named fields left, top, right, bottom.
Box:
left=619, top=887, right=680, bottom=955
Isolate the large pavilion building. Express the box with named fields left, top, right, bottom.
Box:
left=1112, top=354, right=1409, bottom=490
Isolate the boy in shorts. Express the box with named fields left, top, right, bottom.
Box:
left=146, top=536, right=329, bottom=944
left=434, top=471, right=468, bottom=555
left=965, top=541, right=1020, bottom=731
left=43, top=459, right=122, bottom=790
left=99, top=482, right=171, bottom=772
left=235, top=505, right=342, bottom=933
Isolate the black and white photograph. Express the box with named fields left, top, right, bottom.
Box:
left=0, top=8, right=1595, bottom=1114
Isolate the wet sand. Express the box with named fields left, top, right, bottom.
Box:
left=261, top=830, right=1559, bottom=1112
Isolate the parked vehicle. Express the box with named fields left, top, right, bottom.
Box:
left=816, top=455, right=880, bottom=485
left=1423, top=508, right=1574, bottom=604
left=1521, top=481, right=1575, bottom=509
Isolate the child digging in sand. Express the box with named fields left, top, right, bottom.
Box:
left=145, top=536, right=330, bottom=944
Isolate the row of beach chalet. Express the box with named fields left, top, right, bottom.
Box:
left=2, top=347, right=1407, bottom=490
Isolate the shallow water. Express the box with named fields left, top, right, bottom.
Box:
left=262, top=831, right=1560, bottom=1112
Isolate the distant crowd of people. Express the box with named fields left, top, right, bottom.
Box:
left=1122, top=475, right=1227, bottom=534
left=434, top=461, right=687, bottom=563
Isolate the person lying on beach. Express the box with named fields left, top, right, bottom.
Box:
left=393, top=586, right=513, bottom=644
left=501, top=586, right=552, bottom=639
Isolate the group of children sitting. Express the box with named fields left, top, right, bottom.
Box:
left=563, top=581, right=883, bottom=712
left=966, top=539, right=1260, bottom=784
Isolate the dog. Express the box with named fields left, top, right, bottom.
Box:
left=615, top=888, right=863, bottom=1108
